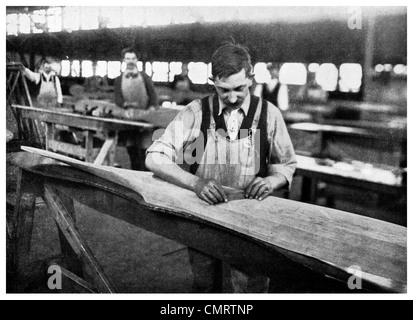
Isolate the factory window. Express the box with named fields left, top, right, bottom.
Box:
left=80, top=7, right=99, bottom=30
left=146, top=9, right=172, bottom=26
left=169, top=62, right=183, bottom=82
left=152, top=62, right=170, bottom=82
left=99, top=7, right=122, bottom=28
left=108, top=61, right=121, bottom=79
left=47, top=7, right=63, bottom=32
left=207, top=63, right=213, bottom=85
left=384, top=64, right=393, bottom=72
left=95, top=61, right=108, bottom=77
left=122, top=7, right=145, bottom=27
left=62, top=7, right=80, bottom=32
left=393, top=64, right=407, bottom=75
left=6, top=14, right=18, bottom=36
left=81, top=61, right=94, bottom=78
left=18, top=14, right=31, bottom=34
left=32, top=9, right=47, bottom=34
left=145, top=62, right=153, bottom=77
left=188, top=62, right=208, bottom=84
left=316, top=63, right=338, bottom=91
left=61, top=60, right=71, bottom=77
left=280, top=63, right=307, bottom=85
left=254, top=63, right=271, bottom=84
left=71, top=60, right=81, bottom=77
left=308, top=63, right=320, bottom=73
left=339, top=63, right=362, bottom=93
left=170, top=7, right=197, bottom=24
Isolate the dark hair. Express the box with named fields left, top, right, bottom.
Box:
left=211, top=43, right=253, bottom=80
left=121, top=47, right=139, bottom=59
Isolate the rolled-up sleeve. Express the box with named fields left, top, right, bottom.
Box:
left=267, top=105, right=297, bottom=187
left=146, top=101, right=202, bottom=164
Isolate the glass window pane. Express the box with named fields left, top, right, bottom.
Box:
left=100, top=7, right=122, bottom=28
left=63, top=7, right=80, bottom=32
left=122, top=7, right=145, bottom=27
left=18, top=14, right=31, bottom=34
left=207, top=63, right=213, bottom=85
left=47, top=7, right=62, bottom=32
left=61, top=60, right=71, bottom=77
left=170, top=7, right=196, bottom=24
left=108, top=61, right=121, bottom=79
left=95, top=61, right=108, bottom=77
left=81, top=60, right=93, bottom=78
left=169, top=62, right=183, bottom=82
left=32, top=10, right=46, bottom=34
left=152, top=62, right=169, bottom=82
left=7, top=14, right=18, bottom=36
left=254, top=63, right=271, bottom=84
left=280, top=63, right=307, bottom=85
left=71, top=60, right=80, bottom=77
left=188, top=62, right=208, bottom=84
left=339, top=63, right=362, bottom=93
left=80, top=7, right=99, bottom=30
left=146, top=8, right=172, bottom=26
left=316, top=63, right=338, bottom=91
left=308, top=63, right=320, bottom=73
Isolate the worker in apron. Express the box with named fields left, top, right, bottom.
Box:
left=23, top=58, right=76, bottom=144
left=146, top=43, right=297, bottom=293
left=23, top=58, right=63, bottom=109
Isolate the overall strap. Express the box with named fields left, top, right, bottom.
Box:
left=189, top=96, right=211, bottom=175
left=256, top=99, right=269, bottom=177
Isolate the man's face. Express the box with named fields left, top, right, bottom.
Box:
left=214, top=69, right=252, bottom=110
left=43, top=63, right=52, bottom=74
left=123, top=52, right=138, bottom=70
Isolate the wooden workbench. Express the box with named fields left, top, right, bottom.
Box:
left=8, top=148, right=407, bottom=293
left=12, top=104, right=179, bottom=166
left=289, top=122, right=407, bottom=167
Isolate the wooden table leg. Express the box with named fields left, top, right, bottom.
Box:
left=52, top=188, right=84, bottom=278
left=108, top=132, right=118, bottom=167
left=301, top=176, right=318, bottom=204
left=11, top=169, right=41, bottom=292
left=85, top=130, right=94, bottom=163
left=93, top=138, right=115, bottom=166
left=43, top=183, right=117, bottom=293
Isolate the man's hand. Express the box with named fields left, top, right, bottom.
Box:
left=245, top=177, right=274, bottom=201
left=194, top=178, right=228, bottom=205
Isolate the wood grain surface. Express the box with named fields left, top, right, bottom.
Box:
left=20, top=147, right=408, bottom=292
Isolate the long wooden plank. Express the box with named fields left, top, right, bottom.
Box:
left=12, top=104, right=180, bottom=130
left=21, top=147, right=407, bottom=292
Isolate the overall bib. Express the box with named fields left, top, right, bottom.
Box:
left=188, top=95, right=270, bottom=293
left=37, top=74, right=58, bottom=109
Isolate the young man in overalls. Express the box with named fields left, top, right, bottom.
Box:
left=23, top=57, right=63, bottom=109
left=146, top=43, right=297, bottom=293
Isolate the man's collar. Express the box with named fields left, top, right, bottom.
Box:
left=123, top=68, right=139, bottom=78
left=218, top=93, right=251, bottom=116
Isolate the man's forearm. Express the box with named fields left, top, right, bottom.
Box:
left=265, top=173, right=287, bottom=191
left=146, top=152, right=201, bottom=193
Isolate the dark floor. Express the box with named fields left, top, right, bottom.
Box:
left=6, top=146, right=406, bottom=294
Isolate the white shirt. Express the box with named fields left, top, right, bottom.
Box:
left=218, top=94, right=251, bottom=140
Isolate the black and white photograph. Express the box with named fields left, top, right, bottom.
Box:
left=3, top=2, right=409, bottom=302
